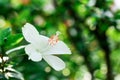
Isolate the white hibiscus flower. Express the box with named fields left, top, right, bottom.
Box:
left=22, top=23, right=71, bottom=71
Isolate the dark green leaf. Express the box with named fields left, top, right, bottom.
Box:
left=0, top=28, right=11, bottom=46
left=5, top=33, right=23, bottom=48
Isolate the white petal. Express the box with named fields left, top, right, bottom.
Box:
left=45, top=41, right=71, bottom=55
left=22, top=23, right=40, bottom=43
left=25, top=44, right=42, bottom=62
left=22, top=23, right=50, bottom=49
left=43, top=55, right=65, bottom=71
left=35, top=35, right=49, bottom=50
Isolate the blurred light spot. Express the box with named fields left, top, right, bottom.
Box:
left=89, top=26, right=96, bottom=31
left=45, top=66, right=51, bottom=73
left=111, top=0, right=120, bottom=12
left=76, top=5, right=87, bottom=17
left=79, top=0, right=88, bottom=4
left=11, top=0, right=22, bottom=8
left=75, top=65, right=89, bottom=80
left=64, top=19, right=75, bottom=27
left=116, top=20, right=120, bottom=30
left=83, top=72, right=92, bottom=80
left=94, top=69, right=105, bottom=79
left=43, top=1, right=55, bottom=15
left=62, top=68, right=70, bottom=76
left=94, top=8, right=103, bottom=18
left=106, top=26, right=120, bottom=42
left=92, top=54, right=99, bottom=62
left=87, top=0, right=96, bottom=7
left=115, top=74, right=120, bottom=80
left=21, top=0, right=30, bottom=5
left=89, top=41, right=98, bottom=51
left=101, top=64, right=107, bottom=74
left=104, top=11, right=113, bottom=18
left=69, top=28, right=77, bottom=37
left=49, top=76, right=58, bottom=80
left=86, top=17, right=96, bottom=30
left=71, top=54, right=84, bottom=65
left=34, top=15, right=45, bottom=26
left=114, top=0, right=120, bottom=8
left=0, top=19, right=6, bottom=28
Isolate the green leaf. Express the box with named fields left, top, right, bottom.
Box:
left=5, top=33, right=23, bottom=48
left=0, top=28, right=11, bottom=46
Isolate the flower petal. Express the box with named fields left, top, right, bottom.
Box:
left=43, top=55, right=65, bottom=71
left=35, top=35, right=49, bottom=50
left=22, top=23, right=49, bottom=49
left=22, top=23, right=40, bottom=43
left=45, top=41, right=71, bottom=55
left=25, top=44, right=42, bottom=62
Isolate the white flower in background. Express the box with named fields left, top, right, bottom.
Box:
left=22, top=23, right=71, bottom=71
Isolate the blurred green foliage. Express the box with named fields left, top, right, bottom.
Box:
left=0, top=0, right=120, bottom=80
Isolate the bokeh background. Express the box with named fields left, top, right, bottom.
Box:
left=0, top=0, right=120, bottom=80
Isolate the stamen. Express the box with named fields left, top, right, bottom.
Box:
left=48, top=31, right=61, bottom=46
